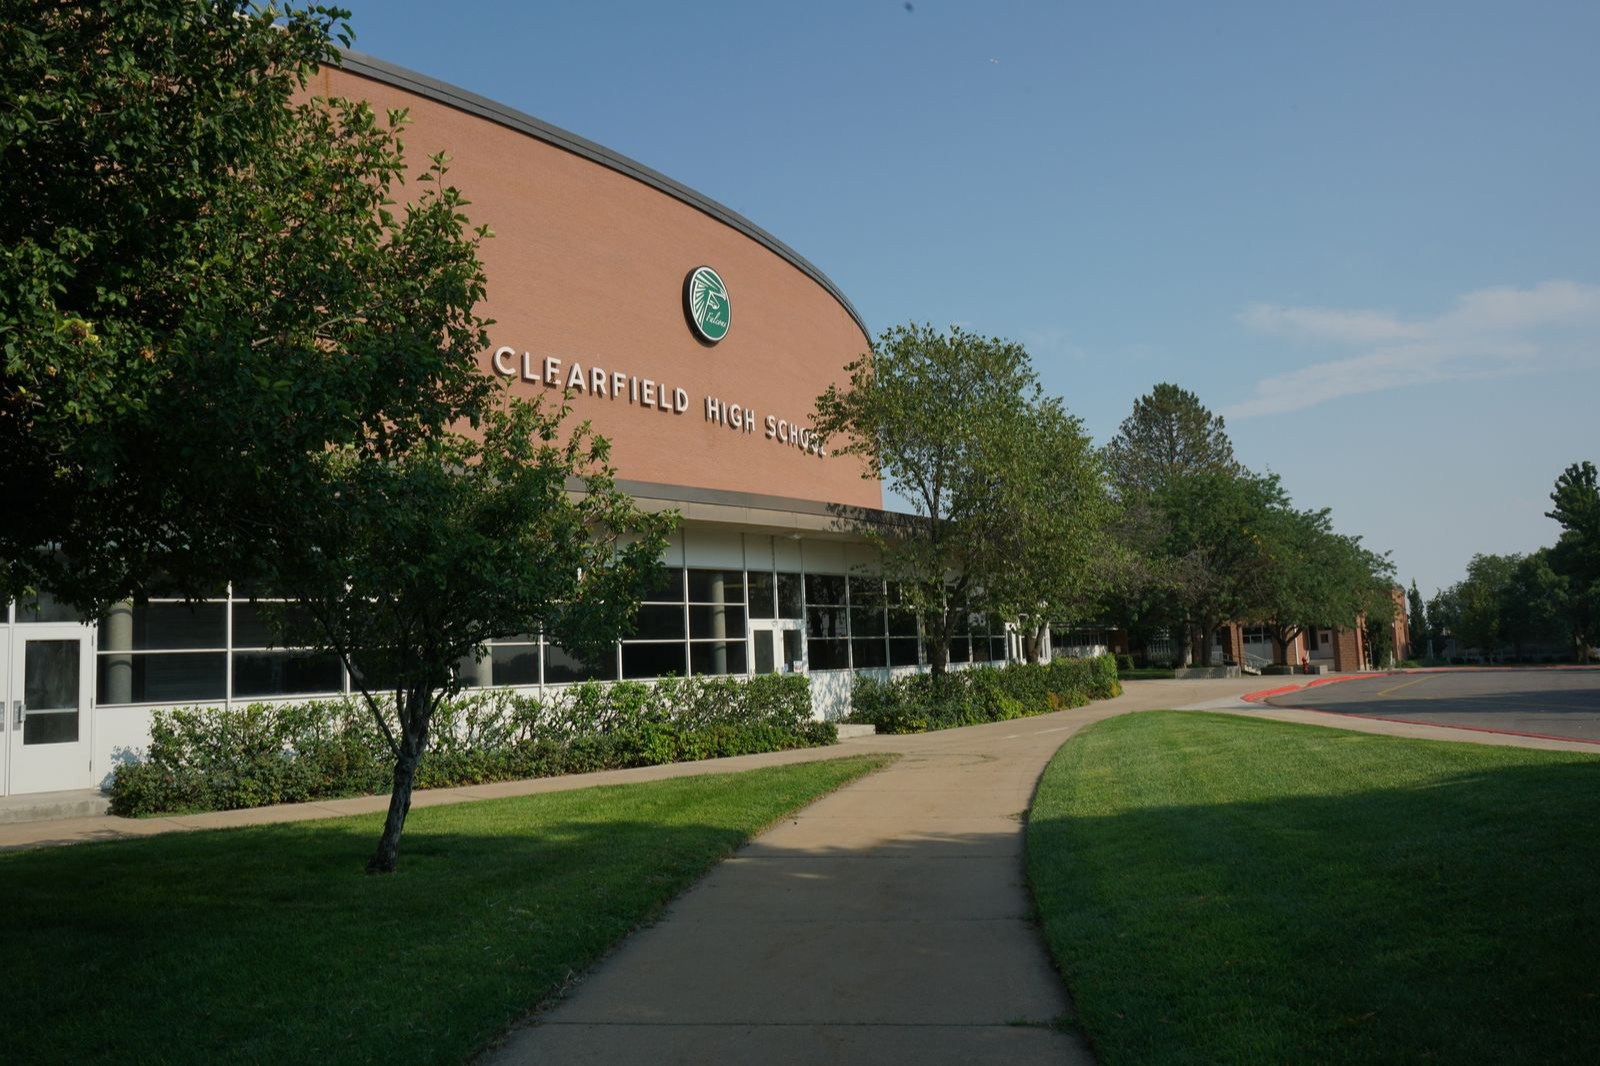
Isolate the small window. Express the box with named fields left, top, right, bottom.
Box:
left=748, top=571, right=777, bottom=620
left=687, top=569, right=745, bottom=604
left=621, top=642, right=686, bottom=680
left=690, top=641, right=748, bottom=676
left=805, top=573, right=846, bottom=606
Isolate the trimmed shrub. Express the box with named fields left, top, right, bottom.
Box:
left=1116, top=653, right=1136, bottom=672
left=110, top=674, right=830, bottom=817
left=845, top=653, right=1121, bottom=734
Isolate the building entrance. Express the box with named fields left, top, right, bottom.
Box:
left=4, top=623, right=95, bottom=795
left=750, top=620, right=805, bottom=676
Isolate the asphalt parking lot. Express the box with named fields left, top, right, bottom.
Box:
left=1264, top=668, right=1600, bottom=744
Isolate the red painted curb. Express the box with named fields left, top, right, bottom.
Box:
left=1242, top=672, right=1381, bottom=704
left=1241, top=666, right=1600, bottom=746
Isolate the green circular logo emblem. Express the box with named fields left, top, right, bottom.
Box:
left=685, top=265, right=730, bottom=343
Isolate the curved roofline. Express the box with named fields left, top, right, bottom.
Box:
left=335, top=50, right=870, bottom=339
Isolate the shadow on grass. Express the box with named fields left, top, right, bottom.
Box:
left=0, top=761, right=890, bottom=1066
left=1029, top=740, right=1600, bottom=1066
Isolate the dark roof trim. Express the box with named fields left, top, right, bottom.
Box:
left=334, top=51, right=870, bottom=339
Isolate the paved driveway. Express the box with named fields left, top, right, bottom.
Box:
left=1263, top=668, right=1600, bottom=744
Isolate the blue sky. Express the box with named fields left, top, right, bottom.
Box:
left=339, top=0, right=1599, bottom=598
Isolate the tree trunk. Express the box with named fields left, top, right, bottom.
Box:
left=1021, top=622, right=1048, bottom=664
left=367, top=751, right=419, bottom=875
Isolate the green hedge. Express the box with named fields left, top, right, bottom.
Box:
left=845, top=653, right=1122, bottom=734
left=109, top=674, right=831, bottom=817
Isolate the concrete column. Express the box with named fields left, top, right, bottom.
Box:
left=103, top=600, right=134, bottom=704
left=457, top=646, right=492, bottom=688
left=710, top=574, right=727, bottom=674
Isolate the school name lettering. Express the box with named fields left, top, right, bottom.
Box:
left=491, top=346, right=826, bottom=458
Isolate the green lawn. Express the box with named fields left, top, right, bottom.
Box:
left=1027, top=712, right=1600, bottom=1064
left=3, top=755, right=889, bottom=1065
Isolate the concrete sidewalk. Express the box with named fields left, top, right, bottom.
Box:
left=480, top=677, right=1264, bottom=1066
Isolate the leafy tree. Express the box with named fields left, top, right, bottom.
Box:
left=1500, top=549, right=1569, bottom=659
left=1406, top=580, right=1427, bottom=658
left=2, top=0, right=364, bottom=606
left=1152, top=470, right=1285, bottom=664
left=1256, top=507, right=1386, bottom=666
left=1103, top=383, right=1242, bottom=499
left=1451, top=553, right=1520, bottom=661
left=813, top=324, right=1051, bottom=673
left=258, top=396, right=671, bottom=873
left=977, top=398, right=1113, bottom=662
left=1546, top=461, right=1599, bottom=660
left=2, top=2, right=675, bottom=871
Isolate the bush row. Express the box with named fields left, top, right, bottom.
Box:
left=109, top=673, right=831, bottom=816
left=845, top=653, right=1122, bottom=734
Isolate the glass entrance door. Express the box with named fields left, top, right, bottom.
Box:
left=749, top=621, right=805, bottom=676
left=6, top=624, right=94, bottom=795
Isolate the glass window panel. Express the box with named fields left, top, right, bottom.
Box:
left=991, top=637, right=1009, bottom=662
left=972, top=638, right=997, bottom=663
left=948, top=638, right=972, bottom=664
left=490, top=645, right=540, bottom=687
left=24, top=640, right=79, bottom=711
left=690, top=641, right=748, bottom=676
left=888, top=607, right=919, bottom=638
left=777, top=573, right=804, bottom=619
left=782, top=629, right=804, bottom=669
left=641, top=567, right=684, bottom=603
left=689, top=605, right=746, bottom=639
left=97, top=652, right=227, bottom=704
left=621, top=642, right=686, bottom=680
left=24, top=709, right=79, bottom=744
left=232, top=602, right=318, bottom=649
left=349, top=656, right=397, bottom=694
left=851, top=638, right=888, bottom=668
left=889, top=638, right=921, bottom=667
left=806, top=606, right=847, bottom=640
left=805, top=573, right=846, bottom=606
left=849, top=606, right=886, bottom=637
left=233, top=651, right=344, bottom=698
left=687, top=569, right=745, bottom=603
left=748, top=572, right=776, bottom=619
left=545, top=644, right=619, bottom=684
left=808, top=638, right=850, bottom=671
left=626, top=604, right=685, bottom=641
left=753, top=630, right=776, bottom=674
left=16, top=591, right=88, bottom=624
left=847, top=576, right=885, bottom=606
left=105, top=601, right=227, bottom=651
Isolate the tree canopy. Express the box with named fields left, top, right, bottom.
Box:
left=2, top=1, right=676, bottom=870
left=2, top=1, right=370, bottom=605
left=1103, top=382, right=1242, bottom=500
left=815, top=324, right=1111, bottom=672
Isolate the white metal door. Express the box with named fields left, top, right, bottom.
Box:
left=7, top=624, right=95, bottom=794
left=749, top=620, right=805, bottom=676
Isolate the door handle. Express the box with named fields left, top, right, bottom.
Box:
left=13, top=700, right=23, bottom=728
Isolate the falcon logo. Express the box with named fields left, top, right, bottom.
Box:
left=684, top=265, right=730, bottom=343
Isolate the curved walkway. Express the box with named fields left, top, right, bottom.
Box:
left=481, top=677, right=1263, bottom=1066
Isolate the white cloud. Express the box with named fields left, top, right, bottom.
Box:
left=1225, top=280, right=1600, bottom=418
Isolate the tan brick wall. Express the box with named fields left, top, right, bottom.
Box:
left=313, top=65, right=882, bottom=510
